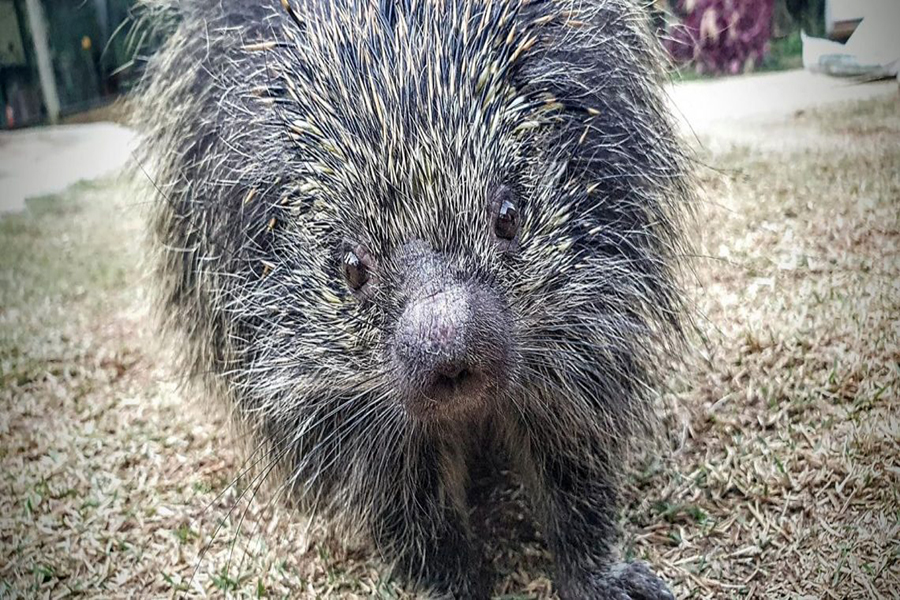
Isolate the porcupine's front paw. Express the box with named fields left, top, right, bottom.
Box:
left=557, top=561, right=675, bottom=600
left=420, top=569, right=490, bottom=600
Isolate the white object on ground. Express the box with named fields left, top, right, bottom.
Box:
left=805, top=0, right=900, bottom=77
left=0, top=122, right=135, bottom=214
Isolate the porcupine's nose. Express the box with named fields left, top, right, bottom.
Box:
left=395, top=285, right=478, bottom=396
left=391, top=241, right=510, bottom=419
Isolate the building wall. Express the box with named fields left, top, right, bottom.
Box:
left=1, top=0, right=137, bottom=128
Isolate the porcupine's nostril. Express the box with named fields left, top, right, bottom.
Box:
left=432, top=363, right=472, bottom=390
left=436, top=362, right=467, bottom=381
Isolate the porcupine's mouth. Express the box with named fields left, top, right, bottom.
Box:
left=404, top=367, right=494, bottom=421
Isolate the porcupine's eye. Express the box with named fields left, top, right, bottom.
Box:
left=491, top=185, right=520, bottom=249
left=495, top=199, right=519, bottom=240
left=343, top=250, right=369, bottom=291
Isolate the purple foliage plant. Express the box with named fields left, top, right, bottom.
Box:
left=666, top=0, right=775, bottom=75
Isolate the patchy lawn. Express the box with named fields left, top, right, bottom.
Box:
left=1, top=95, right=898, bottom=599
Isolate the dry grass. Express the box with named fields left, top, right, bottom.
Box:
left=1, top=95, right=898, bottom=599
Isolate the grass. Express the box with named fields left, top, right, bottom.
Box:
left=759, top=30, right=805, bottom=73
left=1, top=95, right=898, bottom=598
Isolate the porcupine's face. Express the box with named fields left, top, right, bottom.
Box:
left=336, top=186, right=520, bottom=423
left=260, top=0, right=670, bottom=426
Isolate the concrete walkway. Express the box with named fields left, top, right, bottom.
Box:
left=0, top=70, right=895, bottom=215
left=0, top=122, right=134, bottom=214
left=668, top=69, right=897, bottom=141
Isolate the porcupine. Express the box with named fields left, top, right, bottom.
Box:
left=135, top=0, right=693, bottom=597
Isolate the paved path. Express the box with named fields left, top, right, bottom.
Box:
left=0, top=122, right=134, bottom=214
left=668, top=69, right=896, bottom=140
left=0, top=70, right=895, bottom=215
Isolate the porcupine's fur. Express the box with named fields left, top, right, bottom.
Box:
left=135, top=0, right=693, bottom=597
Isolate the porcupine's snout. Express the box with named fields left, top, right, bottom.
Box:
left=391, top=242, right=510, bottom=420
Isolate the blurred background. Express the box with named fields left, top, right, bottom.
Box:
left=0, top=0, right=896, bottom=128
left=1, top=0, right=137, bottom=128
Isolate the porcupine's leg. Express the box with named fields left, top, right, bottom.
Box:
left=520, top=441, right=675, bottom=600
left=370, top=439, right=488, bottom=599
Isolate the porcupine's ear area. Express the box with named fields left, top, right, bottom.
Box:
left=135, top=0, right=313, bottom=396
left=500, top=0, right=691, bottom=440
left=507, top=0, right=689, bottom=320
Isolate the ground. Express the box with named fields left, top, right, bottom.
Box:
left=1, top=75, right=898, bottom=599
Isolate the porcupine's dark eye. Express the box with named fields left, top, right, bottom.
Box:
left=343, top=250, right=369, bottom=291
left=491, top=185, right=520, bottom=249
left=495, top=199, right=519, bottom=240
